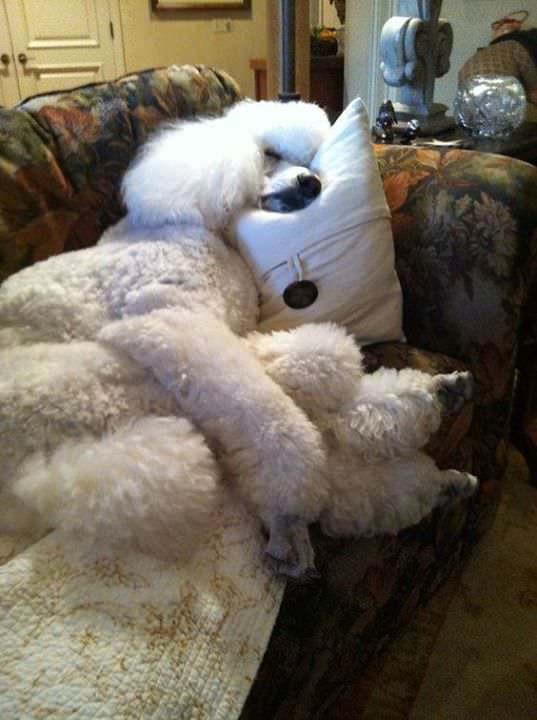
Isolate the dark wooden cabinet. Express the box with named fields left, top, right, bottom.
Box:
left=310, top=54, right=343, bottom=119
left=249, top=54, right=344, bottom=119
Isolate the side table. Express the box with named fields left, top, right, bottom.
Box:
left=431, top=122, right=537, bottom=165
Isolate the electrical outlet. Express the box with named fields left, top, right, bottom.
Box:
left=212, top=18, right=233, bottom=33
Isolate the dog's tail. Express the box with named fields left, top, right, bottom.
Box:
left=7, top=416, right=223, bottom=559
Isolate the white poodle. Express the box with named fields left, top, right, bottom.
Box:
left=0, top=100, right=477, bottom=580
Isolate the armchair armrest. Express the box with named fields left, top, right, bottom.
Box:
left=375, top=145, right=537, bottom=381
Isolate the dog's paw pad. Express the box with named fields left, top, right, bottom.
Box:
left=266, top=555, right=321, bottom=584
left=265, top=515, right=319, bottom=582
left=434, top=371, right=473, bottom=414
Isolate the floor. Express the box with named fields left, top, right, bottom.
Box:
left=329, top=446, right=537, bottom=719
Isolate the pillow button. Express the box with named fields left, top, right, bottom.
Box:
left=283, top=280, right=319, bottom=309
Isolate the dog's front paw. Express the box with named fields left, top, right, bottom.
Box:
left=433, top=371, right=474, bottom=415
left=265, top=514, right=321, bottom=583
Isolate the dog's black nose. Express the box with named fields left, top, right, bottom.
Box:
left=297, top=173, right=322, bottom=198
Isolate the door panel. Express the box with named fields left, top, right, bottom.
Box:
left=23, top=0, right=101, bottom=48
left=21, top=62, right=104, bottom=94
left=5, top=0, right=117, bottom=98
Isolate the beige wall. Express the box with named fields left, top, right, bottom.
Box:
left=436, top=1, right=536, bottom=109
left=320, top=0, right=340, bottom=28
left=309, top=0, right=341, bottom=28
left=118, top=0, right=268, bottom=99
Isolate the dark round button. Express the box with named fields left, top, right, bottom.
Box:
left=283, top=280, right=318, bottom=309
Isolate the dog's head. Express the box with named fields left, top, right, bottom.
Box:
left=122, top=99, right=329, bottom=231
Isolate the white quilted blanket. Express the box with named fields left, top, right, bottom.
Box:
left=0, top=496, right=284, bottom=720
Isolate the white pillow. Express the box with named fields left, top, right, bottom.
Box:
left=233, top=97, right=404, bottom=345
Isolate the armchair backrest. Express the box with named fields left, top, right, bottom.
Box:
left=1, top=71, right=535, bottom=399
left=0, top=65, right=241, bottom=283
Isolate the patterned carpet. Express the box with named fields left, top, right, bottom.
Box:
left=328, top=446, right=537, bottom=719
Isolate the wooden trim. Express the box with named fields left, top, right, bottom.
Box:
left=249, top=58, right=267, bottom=100
left=152, top=0, right=251, bottom=9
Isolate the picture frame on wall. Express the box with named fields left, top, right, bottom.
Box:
left=152, top=0, right=251, bottom=8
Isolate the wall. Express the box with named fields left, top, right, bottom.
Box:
left=344, top=1, right=394, bottom=115
left=435, top=1, right=536, bottom=109
left=119, top=1, right=533, bottom=111
left=119, top=0, right=267, bottom=98
left=320, top=0, right=341, bottom=28
left=309, top=0, right=341, bottom=28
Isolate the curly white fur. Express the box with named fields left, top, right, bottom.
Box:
left=0, top=99, right=477, bottom=577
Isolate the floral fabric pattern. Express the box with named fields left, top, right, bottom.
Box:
left=377, top=146, right=537, bottom=483
left=0, top=64, right=241, bottom=282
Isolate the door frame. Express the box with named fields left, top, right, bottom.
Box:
left=109, top=0, right=126, bottom=78
left=0, top=0, right=21, bottom=105
left=344, top=0, right=396, bottom=117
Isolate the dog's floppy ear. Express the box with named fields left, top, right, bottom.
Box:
left=122, top=116, right=264, bottom=231
left=225, top=100, right=330, bottom=166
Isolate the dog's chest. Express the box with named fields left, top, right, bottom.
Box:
left=104, top=233, right=259, bottom=335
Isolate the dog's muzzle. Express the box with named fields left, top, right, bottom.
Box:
left=261, top=169, right=322, bottom=213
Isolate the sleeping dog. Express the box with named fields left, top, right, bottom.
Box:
left=0, top=99, right=476, bottom=581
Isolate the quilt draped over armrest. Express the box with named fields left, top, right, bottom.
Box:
left=0, top=495, right=284, bottom=720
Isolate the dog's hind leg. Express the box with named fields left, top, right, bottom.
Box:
left=431, top=371, right=474, bottom=415
left=99, top=308, right=328, bottom=581
left=7, top=415, right=221, bottom=559
left=0, top=341, right=222, bottom=557
left=246, top=322, right=364, bottom=420
left=434, top=469, right=479, bottom=509
left=331, top=367, right=474, bottom=461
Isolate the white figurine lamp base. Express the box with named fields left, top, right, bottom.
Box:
left=380, top=0, right=455, bottom=135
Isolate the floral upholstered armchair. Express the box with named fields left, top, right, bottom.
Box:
left=242, top=143, right=537, bottom=718
left=0, top=65, right=536, bottom=720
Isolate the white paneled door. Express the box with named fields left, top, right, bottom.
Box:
left=2, top=0, right=124, bottom=102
